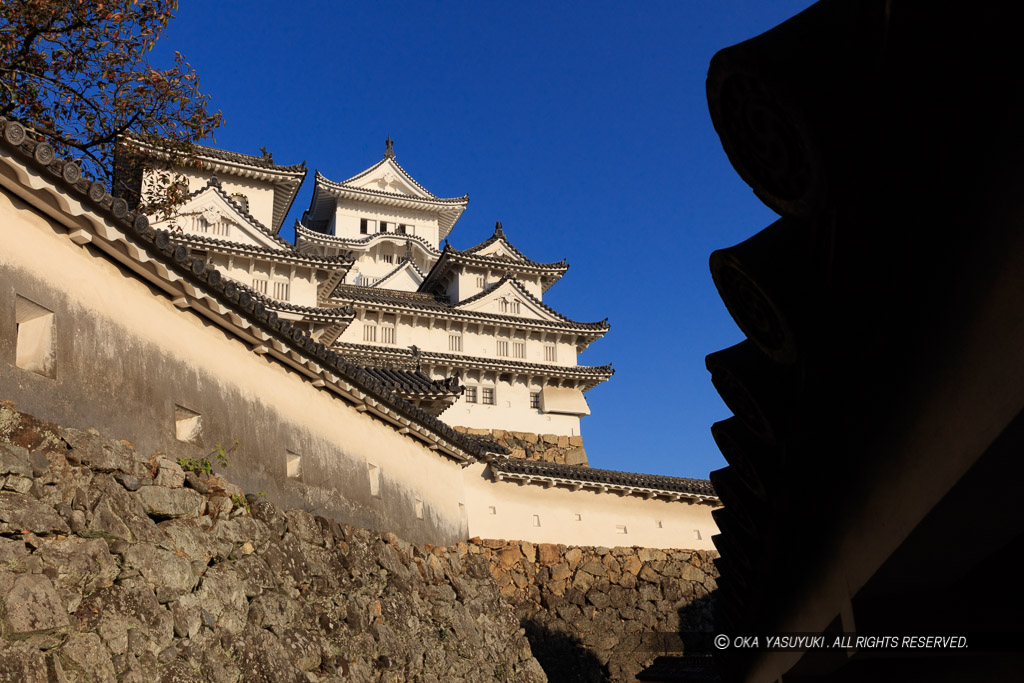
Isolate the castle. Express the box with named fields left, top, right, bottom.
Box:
left=0, top=122, right=718, bottom=550
left=141, top=137, right=611, bottom=454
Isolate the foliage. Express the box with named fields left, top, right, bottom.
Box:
left=176, top=456, right=212, bottom=475
left=210, top=440, right=237, bottom=469
left=177, top=441, right=237, bottom=475
left=0, top=0, right=222, bottom=209
left=230, top=494, right=249, bottom=512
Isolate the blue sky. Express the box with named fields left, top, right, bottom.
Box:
left=154, top=1, right=814, bottom=479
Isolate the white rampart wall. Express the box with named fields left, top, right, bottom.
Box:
left=462, top=463, right=719, bottom=550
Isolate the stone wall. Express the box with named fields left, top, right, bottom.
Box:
left=0, top=403, right=545, bottom=682
left=469, top=539, right=718, bottom=682
left=453, top=427, right=589, bottom=466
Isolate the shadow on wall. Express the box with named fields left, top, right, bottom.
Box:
left=678, top=592, right=717, bottom=653
left=522, top=619, right=610, bottom=683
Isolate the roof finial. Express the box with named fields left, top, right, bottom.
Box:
left=385, top=136, right=395, bottom=159
left=494, top=220, right=504, bottom=238
left=402, top=240, right=413, bottom=263
left=258, top=146, right=273, bottom=163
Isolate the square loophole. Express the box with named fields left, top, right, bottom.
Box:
left=174, top=404, right=202, bottom=443
left=15, top=296, right=55, bottom=378
left=286, top=451, right=301, bottom=480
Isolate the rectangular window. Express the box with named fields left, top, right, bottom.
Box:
left=379, top=221, right=392, bottom=233
left=360, top=218, right=370, bottom=234
left=15, top=296, right=55, bottom=378
left=273, top=281, right=290, bottom=300
left=415, top=499, right=424, bottom=519
left=530, top=392, right=540, bottom=409
left=475, top=276, right=485, bottom=288
left=382, top=254, right=394, bottom=264
left=397, top=224, right=409, bottom=234
left=544, top=344, right=557, bottom=362
left=363, top=324, right=377, bottom=342
left=496, top=340, right=509, bottom=357
left=511, top=301, right=521, bottom=314
left=381, top=326, right=395, bottom=344
left=252, top=278, right=268, bottom=295
left=498, top=300, right=508, bottom=314
left=360, top=274, right=377, bottom=287
left=482, top=387, right=495, bottom=405
left=512, top=341, right=525, bottom=359
left=465, top=386, right=477, bottom=403
left=449, top=334, right=462, bottom=352
left=616, top=525, right=628, bottom=535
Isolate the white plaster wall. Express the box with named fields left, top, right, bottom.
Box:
left=340, top=314, right=576, bottom=367
left=0, top=189, right=468, bottom=542
left=462, top=463, right=720, bottom=550
left=203, top=254, right=318, bottom=308
left=332, top=198, right=439, bottom=247
left=443, top=377, right=583, bottom=436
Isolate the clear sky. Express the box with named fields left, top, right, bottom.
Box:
left=153, top=1, right=815, bottom=480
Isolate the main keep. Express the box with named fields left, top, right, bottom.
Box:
left=145, top=138, right=612, bottom=464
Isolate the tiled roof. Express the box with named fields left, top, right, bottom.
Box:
left=295, top=222, right=442, bottom=256
left=454, top=276, right=607, bottom=330
left=488, top=456, right=718, bottom=500
left=0, top=118, right=505, bottom=463
left=330, top=281, right=609, bottom=336
left=372, top=259, right=427, bottom=288
left=171, top=227, right=352, bottom=269
left=189, top=141, right=307, bottom=174
left=334, top=342, right=614, bottom=390
left=315, top=169, right=469, bottom=205
left=358, top=367, right=463, bottom=400
left=459, top=221, right=567, bottom=268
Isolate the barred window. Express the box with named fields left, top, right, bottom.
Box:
left=363, top=324, right=377, bottom=342
left=512, top=341, right=526, bottom=359
left=482, top=387, right=495, bottom=405
left=272, top=281, right=290, bottom=300
left=252, top=278, right=268, bottom=295
left=544, top=344, right=557, bottom=362
left=465, top=386, right=477, bottom=403
left=381, top=325, right=395, bottom=344
left=511, top=301, right=521, bottom=314
left=382, top=254, right=394, bottom=264
left=476, top=276, right=485, bottom=288
left=496, top=340, right=509, bottom=357
left=499, top=299, right=508, bottom=314
left=449, top=334, right=463, bottom=352
left=530, top=392, right=540, bottom=409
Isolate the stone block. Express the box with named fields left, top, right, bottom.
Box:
left=569, top=435, right=584, bottom=447
left=563, top=447, right=589, bottom=466
left=136, top=486, right=204, bottom=519
left=0, top=491, right=70, bottom=535
left=564, top=547, right=582, bottom=570
left=536, top=543, right=560, bottom=566
left=153, top=457, right=185, bottom=489
left=556, top=435, right=569, bottom=448
left=520, top=541, right=536, bottom=563
left=1, top=574, right=69, bottom=636
left=542, top=434, right=558, bottom=445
